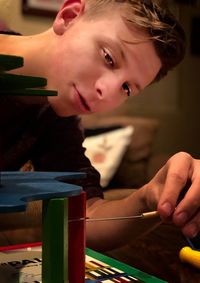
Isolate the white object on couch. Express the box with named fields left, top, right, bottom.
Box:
left=83, top=126, right=134, bottom=188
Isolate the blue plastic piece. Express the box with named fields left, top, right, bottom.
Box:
left=0, top=171, right=85, bottom=213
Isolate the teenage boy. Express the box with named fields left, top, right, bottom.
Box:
left=0, top=0, right=200, bottom=251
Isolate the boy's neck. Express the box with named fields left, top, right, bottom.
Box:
left=0, top=31, right=53, bottom=105
left=0, top=31, right=52, bottom=78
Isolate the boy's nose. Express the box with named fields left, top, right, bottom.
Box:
left=95, top=76, right=123, bottom=100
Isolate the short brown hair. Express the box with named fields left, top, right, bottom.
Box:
left=85, top=0, right=186, bottom=82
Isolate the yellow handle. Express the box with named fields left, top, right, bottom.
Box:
left=179, top=246, right=200, bottom=269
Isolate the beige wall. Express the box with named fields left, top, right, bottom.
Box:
left=1, top=1, right=200, bottom=157
left=0, top=0, right=53, bottom=34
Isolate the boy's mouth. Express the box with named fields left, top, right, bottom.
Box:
left=78, top=92, right=91, bottom=112
left=73, top=83, right=91, bottom=112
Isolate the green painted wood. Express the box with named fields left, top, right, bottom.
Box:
left=0, top=54, right=57, bottom=97
left=0, top=88, right=57, bottom=96
left=0, top=54, right=23, bottom=71
left=42, top=198, right=68, bottom=283
left=0, top=73, right=47, bottom=89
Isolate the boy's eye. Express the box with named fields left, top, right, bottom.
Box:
left=122, top=82, right=132, bottom=97
left=103, top=49, right=114, bottom=67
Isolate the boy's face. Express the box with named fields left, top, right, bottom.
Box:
left=48, top=10, right=161, bottom=117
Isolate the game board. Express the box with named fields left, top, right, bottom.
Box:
left=0, top=244, right=167, bottom=283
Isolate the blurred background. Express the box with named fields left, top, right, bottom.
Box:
left=0, top=0, right=200, bottom=159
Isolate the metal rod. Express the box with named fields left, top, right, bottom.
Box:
left=68, top=211, right=159, bottom=223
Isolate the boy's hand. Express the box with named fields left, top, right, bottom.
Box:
left=146, top=152, right=200, bottom=238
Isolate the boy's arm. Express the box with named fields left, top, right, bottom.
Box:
left=86, top=188, right=161, bottom=251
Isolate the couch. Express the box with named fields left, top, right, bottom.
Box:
left=81, top=114, right=167, bottom=199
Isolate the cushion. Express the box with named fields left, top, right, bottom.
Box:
left=83, top=126, right=134, bottom=188
left=81, top=115, right=159, bottom=188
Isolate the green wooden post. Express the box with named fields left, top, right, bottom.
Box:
left=42, top=198, right=68, bottom=283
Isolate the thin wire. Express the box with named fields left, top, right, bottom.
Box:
left=68, top=211, right=159, bottom=223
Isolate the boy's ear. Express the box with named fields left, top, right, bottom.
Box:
left=53, top=0, right=85, bottom=35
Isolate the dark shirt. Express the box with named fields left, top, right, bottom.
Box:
left=0, top=96, right=103, bottom=199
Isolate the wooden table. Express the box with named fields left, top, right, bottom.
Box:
left=105, top=223, right=200, bottom=283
